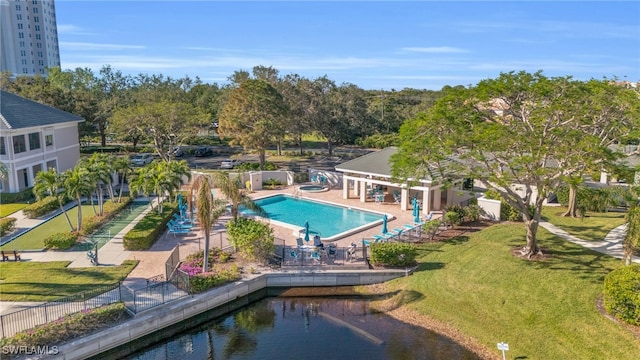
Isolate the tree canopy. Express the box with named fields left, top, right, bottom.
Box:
left=218, top=79, right=288, bottom=169
left=392, top=71, right=640, bottom=258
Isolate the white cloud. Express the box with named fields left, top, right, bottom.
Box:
left=60, top=42, right=146, bottom=51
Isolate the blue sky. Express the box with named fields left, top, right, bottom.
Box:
left=55, top=1, right=640, bottom=90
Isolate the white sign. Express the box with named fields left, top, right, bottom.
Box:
left=497, top=342, right=509, bottom=350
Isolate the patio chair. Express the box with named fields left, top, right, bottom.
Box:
left=311, top=175, right=318, bottom=184
left=289, top=250, right=300, bottom=264
left=296, top=238, right=305, bottom=247
left=393, top=190, right=401, bottom=204
left=346, top=243, right=358, bottom=262
left=310, top=251, right=321, bottom=264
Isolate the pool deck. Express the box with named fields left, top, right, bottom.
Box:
left=123, top=186, right=435, bottom=286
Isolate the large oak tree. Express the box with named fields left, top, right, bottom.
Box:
left=392, top=71, right=640, bottom=258
left=218, top=79, right=288, bottom=169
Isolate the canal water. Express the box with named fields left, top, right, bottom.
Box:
left=121, top=293, right=479, bottom=360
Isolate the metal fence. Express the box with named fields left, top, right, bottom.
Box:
left=119, top=281, right=189, bottom=314
left=278, top=244, right=364, bottom=267
left=0, top=284, right=121, bottom=339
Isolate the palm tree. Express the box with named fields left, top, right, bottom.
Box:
left=212, top=172, right=265, bottom=221
left=165, top=160, right=191, bottom=202
left=191, top=174, right=227, bottom=272
left=112, top=156, right=133, bottom=203
left=33, top=168, right=74, bottom=231
left=129, top=165, right=156, bottom=210
left=61, top=166, right=93, bottom=232
left=80, top=153, right=114, bottom=216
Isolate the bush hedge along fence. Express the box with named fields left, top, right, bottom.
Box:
left=123, top=203, right=177, bottom=251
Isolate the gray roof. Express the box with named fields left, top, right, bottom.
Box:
left=0, top=90, right=84, bottom=129
left=335, top=147, right=398, bottom=177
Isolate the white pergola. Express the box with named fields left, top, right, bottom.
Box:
left=335, top=147, right=454, bottom=215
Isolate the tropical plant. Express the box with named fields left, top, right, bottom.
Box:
left=211, top=172, right=265, bottom=221
left=33, top=168, right=74, bottom=231
left=112, top=156, right=133, bottom=203
left=61, top=166, right=94, bottom=232
left=191, top=174, right=228, bottom=272
left=226, top=217, right=275, bottom=263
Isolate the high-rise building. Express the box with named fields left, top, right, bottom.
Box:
left=0, top=0, right=61, bottom=77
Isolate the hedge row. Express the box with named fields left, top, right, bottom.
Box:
left=22, top=196, right=61, bottom=219
left=42, top=198, right=132, bottom=250
left=44, top=232, right=80, bottom=250
left=123, top=203, right=177, bottom=251
left=0, top=217, right=17, bottom=236
left=79, top=197, right=133, bottom=236
left=0, top=188, right=35, bottom=203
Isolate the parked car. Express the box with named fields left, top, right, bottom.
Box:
left=131, top=153, right=154, bottom=166
left=169, top=146, right=184, bottom=158
left=220, top=158, right=242, bottom=169
left=194, top=146, right=213, bottom=157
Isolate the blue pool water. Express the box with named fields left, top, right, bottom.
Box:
left=245, top=195, right=383, bottom=240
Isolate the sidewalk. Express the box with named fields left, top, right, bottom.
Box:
left=539, top=221, right=638, bottom=263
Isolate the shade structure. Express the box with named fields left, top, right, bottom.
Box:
left=304, top=221, right=310, bottom=242
left=414, top=202, right=421, bottom=223
left=382, top=214, right=388, bottom=234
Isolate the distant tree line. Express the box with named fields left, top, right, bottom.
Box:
left=0, top=65, right=443, bottom=163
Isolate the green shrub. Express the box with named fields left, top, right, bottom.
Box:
left=44, top=232, right=79, bottom=250
left=0, top=188, right=35, bottom=203
left=422, top=219, right=442, bottom=241
left=369, top=242, right=417, bottom=267
left=227, top=217, right=275, bottom=263
left=22, top=196, right=60, bottom=219
left=189, top=264, right=241, bottom=293
left=0, top=302, right=128, bottom=348
left=464, top=204, right=483, bottom=222
left=485, top=190, right=522, bottom=221
left=603, top=264, right=640, bottom=326
left=123, top=203, right=177, bottom=250
left=555, top=185, right=622, bottom=212
left=0, top=217, right=17, bottom=236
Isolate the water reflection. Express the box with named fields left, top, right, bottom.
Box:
left=127, top=297, right=479, bottom=360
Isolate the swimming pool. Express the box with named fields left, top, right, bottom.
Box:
left=245, top=194, right=386, bottom=241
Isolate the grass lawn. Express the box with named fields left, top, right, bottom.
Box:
left=541, top=205, right=627, bottom=241
left=0, top=203, right=28, bottom=218
left=0, top=260, right=138, bottom=301
left=0, top=204, right=95, bottom=251
left=376, top=223, right=639, bottom=359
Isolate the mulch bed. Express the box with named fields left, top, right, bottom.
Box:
left=427, top=220, right=494, bottom=243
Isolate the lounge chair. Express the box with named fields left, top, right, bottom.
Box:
left=168, top=219, right=193, bottom=230
left=167, top=223, right=190, bottom=237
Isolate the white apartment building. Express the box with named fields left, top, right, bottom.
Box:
left=0, top=0, right=60, bottom=77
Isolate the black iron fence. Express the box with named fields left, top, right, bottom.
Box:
left=0, top=283, right=120, bottom=339
left=119, top=281, right=189, bottom=314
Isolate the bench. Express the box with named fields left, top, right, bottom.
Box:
left=1, top=250, right=21, bottom=261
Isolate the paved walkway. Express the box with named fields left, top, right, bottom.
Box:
left=1, top=188, right=637, bottom=316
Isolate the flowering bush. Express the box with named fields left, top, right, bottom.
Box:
left=179, top=248, right=240, bottom=293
